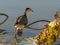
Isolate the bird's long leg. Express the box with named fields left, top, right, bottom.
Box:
left=14, top=28, right=17, bottom=39
left=14, top=28, right=19, bottom=44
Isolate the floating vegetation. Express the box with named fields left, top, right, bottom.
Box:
left=25, top=20, right=50, bottom=30
left=0, top=13, right=9, bottom=35
left=35, top=26, right=59, bottom=45
left=0, top=13, right=9, bottom=25
left=0, top=13, right=9, bottom=45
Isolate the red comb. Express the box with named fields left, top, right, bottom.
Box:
left=29, top=8, right=32, bottom=10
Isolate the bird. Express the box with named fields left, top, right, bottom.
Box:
left=14, top=8, right=33, bottom=36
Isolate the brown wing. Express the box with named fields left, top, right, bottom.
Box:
left=14, top=16, right=22, bottom=26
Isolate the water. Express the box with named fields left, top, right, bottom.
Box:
left=0, top=0, right=60, bottom=45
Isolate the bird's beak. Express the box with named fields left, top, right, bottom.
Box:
left=32, top=10, right=34, bottom=12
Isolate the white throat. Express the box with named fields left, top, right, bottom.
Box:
left=25, top=11, right=31, bottom=16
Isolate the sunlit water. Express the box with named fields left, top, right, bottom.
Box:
left=0, top=0, right=60, bottom=45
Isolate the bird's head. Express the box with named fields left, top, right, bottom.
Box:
left=24, top=7, right=34, bottom=16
